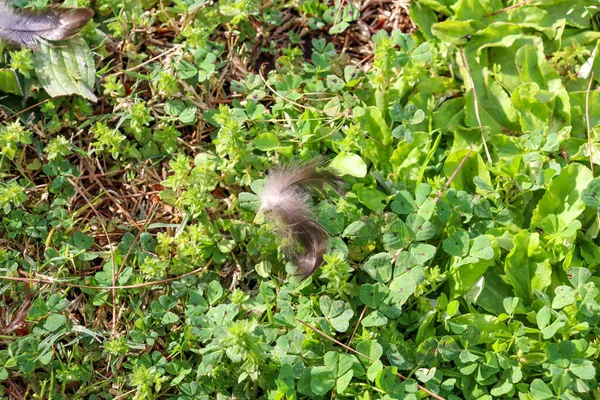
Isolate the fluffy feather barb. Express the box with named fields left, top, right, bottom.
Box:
left=0, top=1, right=94, bottom=49
left=259, top=158, right=345, bottom=277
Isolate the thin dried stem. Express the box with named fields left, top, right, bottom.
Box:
left=434, top=147, right=474, bottom=203
left=586, top=72, right=595, bottom=175
left=460, top=47, right=493, bottom=164
left=66, top=177, right=118, bottom=333
left=485, top=0, right=534, bottom=17
left=106, top=45, right=181, bottom=79
left=0, top=263, right=210, bottom=290
left=584, top=71, right=600, bottom=228
left=297, top=319, right=446, bottom=400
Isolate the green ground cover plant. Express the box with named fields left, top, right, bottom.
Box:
left=1, top=0, right=600, bottom=398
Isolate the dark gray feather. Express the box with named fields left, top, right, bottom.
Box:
left=0, top=1, right=94, bottom=49
left=259, top=157, right=345, bottom=277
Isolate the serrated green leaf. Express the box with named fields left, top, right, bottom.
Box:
left=34, top=37, right=96, bottom=101
left=531, top=163, right=593, bottom=232
left=505, top=231, right=552, bottom=304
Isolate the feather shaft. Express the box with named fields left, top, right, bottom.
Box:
left=259, top=157, right=345, bottom=277
left=0, top=1, right=94, bottom=49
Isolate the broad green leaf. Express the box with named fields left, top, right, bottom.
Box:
left=475, top=267, right=515, bottom=315
left=73, top=231, right=94, bottom=250
left=140, top=232, right=158, bottom=251
left=375, top=365, right=398, bottom=392
left=415, top=183, right=432, bottom=205
left=252, top=132, right=280, bottom=151
left=546, top=341, right=574, bottom=368
left=466, top=23, right=526, bottom=56
left=330, top=309, right=354, bottom=333
left=298, top=368, right=315, bottom=396
left=541, top=319, right=565, bottom=339
left=359, top=283, right=389, bottom=308
left=431, top=20, right=485, bottom=43
left=34, top=37, right=97, bottom=102
left=0, top=69, right=23, bottom=95
left=319, top=296, right=345, bottom=318
left=505, top=231, right=552, bottom=304
left=490, top=378, right=513, bottom=396
left=409, top=2, right=437, bottom=40
left=461, top=52, right=520, bottom=133
left=382, top=220, right=411, bottom=253
left=551, top=286, right=575, bottom=309
left=362, top=311, right=388, bottom=327
left=322, top=352, right=355, bottom=393
left=356, top=186, right=388, bottom=211
left=391, top=191, right=417, bottom=214
left=44, top=313, right=66, bottom=332
left=540, top=0, right=599, bottom=30
left=410, top=243, right=436, bottom=265
left=451, top=0, right=501, bottom=20
left=503, top=297, right=519, bottom=315
left=179, top=107, right=197, bottom=124
left=569, top=91, right=600, bottom=137
left=367, top=360, right=383, bottom=381
left=407, top=214, right=436, bottom=241
left=336, top=370, right=353, bottom=393
left=530, top=163, right=593, bottom=232
left=450, top=255, right=495, bottom=298
left=411, top=42, right=432, bottom=64
left=469, top=235, right=494, bottom=260
left=536, top=306, right=551, bottom=329
left=330, top=152, right=367, bottom=177
left=390, top=266, right=424, bottom=305
left=355, top=106, right=393, bottom=169
left=276, top=363, right=295, bottom=395
left=530, top=378, right=554, bottom=399
left=356, top=340, right=383, bottom=361
left=239, top=192, right=260, bottom=213
left=310, top=366, right=335, bottom=395
left=162, top=311, right=179, bottom=324
left=569, top=359, right=595, bottom=379
left=380, top=291, right=403, bottom=319
left=443, top=150, right=492, bottom=195
left=581, top=178, right=600, bottom=208
left=437, top=336, right=461, bottom=361
left=568, top=267, right=592, bottom=291
left=504, top=5, right=562, bottom=39
left=511, top=83, right=554, bottom=133
left=587, top=40, right=600, bottom=82
left=443, top=230, right=470, bottom=257
left=362, top=252, right=393, bottom=283
left=514, top=45, right=570, bottom=132
left=206, top=281, right=223, bottom=305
